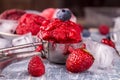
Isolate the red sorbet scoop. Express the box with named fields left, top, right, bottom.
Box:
left=16, top=13, right=46, bottom=35
left=0, top=9, right=26, bottom=20
left=37, top=18, right=82, bottom=43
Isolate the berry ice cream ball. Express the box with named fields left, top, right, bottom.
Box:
left=40, top=8, right=56, bottom=20
left=16, top=13, right=46, bottom=35
left=37, top=9, right=82, bottom=43
left=0, top=9, right=26, bottom=20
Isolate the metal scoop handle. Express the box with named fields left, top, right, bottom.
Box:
left=0, top=42, right=43, bottom=52
left=0, top=42, right=46, bottom=57
left=0, top=42, right=45, bottom=74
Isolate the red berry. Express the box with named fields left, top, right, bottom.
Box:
left=66, top=48, right=94, bottom=73
left=109, top=40, right=115, bottom=48
left=101, top=38, right=109, bottom=44
left=81, top=43, right=86, bottom=49
left=68, top=46, right=74, bottom=53
left=28, top=56, right=45, bottom=77
left=99, top=25, right=109, bottom=35
left=101, top=38, right=115, bottom=48
left=35, top=45, right=43, bottom=52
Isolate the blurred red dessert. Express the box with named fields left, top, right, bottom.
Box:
left=16, top=13, right=46, bottom=35
left=101, top=38, right=115, bottom=48
left=38, top=19, right=81, bottom=43
left=38, top=9, right=82, bottom=43
left=40, top=8, right=77, bottom=22
left=99, top=25, right=110, bottom=35
left=0, top=9, right=26, bottom=20
left=40, top=8, right=56, bottom=20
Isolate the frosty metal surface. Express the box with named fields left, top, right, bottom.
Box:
left=46, top=41, right=84, bottom=64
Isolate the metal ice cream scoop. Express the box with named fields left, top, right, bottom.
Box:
left=0, top=41, right=83, bottom=62
left=0, top=42, right=43, bottom=73
left=0, top=32, right=83, bottom=76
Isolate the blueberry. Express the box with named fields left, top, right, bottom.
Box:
left=56, top=9, right=72, bottom=21
left=82, top=29, right=91, bottom=37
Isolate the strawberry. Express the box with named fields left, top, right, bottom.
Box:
left=101, top=38, right=115, bottom=48
left=28, top=56, right=45, bottom=77
left=99, top=25, right=109, bottom=35
left=66, top=48, right=94, bottom=73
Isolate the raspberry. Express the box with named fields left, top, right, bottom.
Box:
left=38, top=19, right=82, bottom=43
left=101, top=38, right=115, bottom=48
left=0, top=9, right=25, bottom=20
left=16, top=13, right=46, bottom=35
left=99, top=25, right=109, bottom=35
left=28, top=56, right=45, bottom=77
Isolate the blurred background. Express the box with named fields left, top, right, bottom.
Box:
left=1, top=0, right=120, bottom=17
left=1, top=0, right=120, bottom=27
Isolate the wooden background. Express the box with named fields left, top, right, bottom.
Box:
left=0, top=0, right=59, bottom=13
left=1, top=0, right=120, bottom=17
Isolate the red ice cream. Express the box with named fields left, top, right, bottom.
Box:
left=37, top=19, right=82, bottom=43
left=16, top=13, right=46, bottom=35
left=40, top=8, right=77, bottom=23
left=0, top=9, right=25, bottom=20
left=40, top=8, right=56, bottom=20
